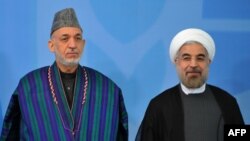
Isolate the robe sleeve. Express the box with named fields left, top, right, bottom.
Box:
left=0, top=91, right=21, bottom=141
left=116, top=90, right=129, bottom=141
left=230, top=98, right=245, bottom=124
left=135, top=101, right=155, bottom=141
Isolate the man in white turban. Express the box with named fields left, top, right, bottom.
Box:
left=137, top=28, right=244, bottom=141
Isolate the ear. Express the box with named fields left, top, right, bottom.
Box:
left=174, top=57, right=178, bottom=64
left=48, top=39, right=55, bottom=52
left=208, top=59, right=212, bottom=64
left=83, top=39, right=86, bottom=47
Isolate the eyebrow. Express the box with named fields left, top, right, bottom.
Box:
left=181, top=53, right=191, bottom=57
left=180, top=53, right=206, bottom=57
left=197, top=54, right=206, bottom=57
left=60, top=33, right=82, bottom=37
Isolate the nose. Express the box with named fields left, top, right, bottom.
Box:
left=189, top=58, right=198, bottom=67
left=68, top=38, right=77, bottom=49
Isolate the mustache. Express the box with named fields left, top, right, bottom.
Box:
left=186, top=68, right=201, bottom=73
left=66, top=49, right=79, bottom=53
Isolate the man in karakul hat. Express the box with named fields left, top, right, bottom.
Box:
left=136, top=28, right=244, bottom=141
left=1, top=8, right=128, bottom=141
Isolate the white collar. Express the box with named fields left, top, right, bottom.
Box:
left=180, top=83, right=206, bottom=95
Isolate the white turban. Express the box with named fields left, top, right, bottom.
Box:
left=169, top=28, right=215, bottom=63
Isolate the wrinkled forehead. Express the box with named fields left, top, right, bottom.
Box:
left=51, top=27, right=83, bottom=37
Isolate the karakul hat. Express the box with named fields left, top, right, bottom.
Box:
left=50, top=8, right=82, bottom=36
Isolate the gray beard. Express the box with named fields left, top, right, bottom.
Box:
left=55, top=52, right=80, bottom=67
left=183, top=77, right=207, bottom=88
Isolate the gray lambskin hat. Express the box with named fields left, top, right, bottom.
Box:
left=50, top=8, right=82, bottom=36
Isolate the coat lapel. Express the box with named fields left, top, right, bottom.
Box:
left=71, top=66, right=88, bottom=132
left=50, top=63, right=74, bottom=130
left=50, top=63, right=88, bottom=134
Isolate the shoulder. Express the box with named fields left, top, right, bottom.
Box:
left=149, top=85, right=180, bottom=107
left=143, top=85, right=182, bottom=119
left=16, top=66, right=49, bottom=92
left=152, top=85, right=180, bottom=100
left=207, top=84, right=239, bottom=107
left=20, top=66, right=49, bottom=81
left=207, top=84, right=236, bottom=100
left=81, top=66, right=112, bottom=80
left=81, top=66, right=120, bottom=88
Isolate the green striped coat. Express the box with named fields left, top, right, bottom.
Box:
left=1, top=63, right=128, bottom=141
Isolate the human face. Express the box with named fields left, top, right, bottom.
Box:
left=48, top=27, right=85, bottom=71
left=174, top=42, right=211, bottom=88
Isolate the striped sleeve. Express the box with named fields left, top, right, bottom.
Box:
left=117, top=90, right=128, bottom=141
left=0, top=91, right=21, bottom=141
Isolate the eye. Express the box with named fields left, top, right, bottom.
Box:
left=196, top=56, right=206, bottom=62
left=182, top=56, right=191, bottom=61
left=75, top=35, right=82, bottom=41
left=60, top=37, right=69, bottom=42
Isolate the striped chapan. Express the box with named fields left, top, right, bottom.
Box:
left=0, top=63, right=128, bottom=141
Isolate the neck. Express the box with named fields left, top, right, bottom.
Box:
left=56, top=62, right=78, bottom=73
